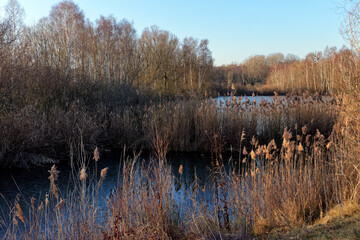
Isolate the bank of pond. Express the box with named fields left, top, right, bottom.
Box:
left=0, top=93, right=348, bottom=239
left=0, top=93, right=339, bottom=169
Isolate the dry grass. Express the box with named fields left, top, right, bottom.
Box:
left=334, top=90, right=360, bottom=203
left=222, top=91, right=358, bottom=237
left=1, top=146, right=108, bottom=239
left=315, top=201, right=359, bottom=225
left=2, top=93, right=357, bottom=240
left=1, top=144, right=185, bottom=239
left=1, top=116, right=359, bottom=239
left=229, top=128, right=335, bottom=234
left=103, top=158, right=182, bottom=239
left=108, top=93, right=338, bottom=155
left=0, top=85, right=338, bottom=169
left=268, top=203, right=360, bottom=240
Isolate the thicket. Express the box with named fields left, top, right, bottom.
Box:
left=2, top=117, right=359, bottom=239
left=213, top=46, right=360, bottom=95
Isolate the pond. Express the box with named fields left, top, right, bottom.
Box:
left=0, top=150, right=226, bottom=237
left=0, top=94, right=334, bottom=237
left=214, top=95, right=286, bottom=106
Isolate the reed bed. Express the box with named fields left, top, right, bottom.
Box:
left=0, top=91, right=338, bottom=168
left=0, top=93, right=349, bottom=239
left=0, top=144, right=185, bottom=239
left=104, top=158, right=181, bottom=239
left=179, top=125, right=359, bottom=238
left=1, top=115, right=360, bottom=239
left=228, top=127, right=336, bottom=234
left=0, top=145, right=111, bottom=239
left=110, top=93, right=338, bottom=153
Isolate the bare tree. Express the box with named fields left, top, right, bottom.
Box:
left=341, top=0, right=360, bottom=89
left=198, top=39, right=213, bottom=89
left=181, top=37, right=198, bottom=90
left=243, top=55, right=268, bottom=84
left=139, top=26, right=180, bottom=91
left=341, top=1, right=360, bottom=54
left=5, top=0, right=24, bottom=45
left=0, top=17, right=12, bottom=52
left=49, top=0, right=85, bottom=80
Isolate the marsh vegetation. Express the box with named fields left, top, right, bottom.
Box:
left=0, top=0, right=360, bottom=239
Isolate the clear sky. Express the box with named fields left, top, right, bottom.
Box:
left=1, top=0, right=347, bottom=66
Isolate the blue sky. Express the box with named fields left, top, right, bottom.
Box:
left=2, top=0, right=347, bottom=65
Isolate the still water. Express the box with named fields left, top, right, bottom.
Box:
left=0, top=95, right=284, bottom=205
left=0, top=151, right=214, bottom=204
left=0, top=151, right=222, bottom=235
left=214, top=95, right=285, bottom=105
left=0, top=95, right=286, bottom=236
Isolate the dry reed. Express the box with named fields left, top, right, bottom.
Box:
left=2, top=94, right=354, bottom=239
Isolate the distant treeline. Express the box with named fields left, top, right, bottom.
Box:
left=214, top=47, right=360, bottom=95
left=213, top=53, right=299, bottom=86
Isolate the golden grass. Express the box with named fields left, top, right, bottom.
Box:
left=1, top=124, right=358, bottom=239
left=0, top=90, right=338, bottom=169
left=316, top=201, right=359, bottom=225
left=2, top=93, right=357, bottom=239
left=267, top=203, right=360, bottom=240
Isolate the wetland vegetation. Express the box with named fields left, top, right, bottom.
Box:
left=0, top=0, right=360, bottom=239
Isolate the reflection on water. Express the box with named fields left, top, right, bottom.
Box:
left=0, top=95, right=335, bottom=237
left=168, top=152, right=211, bottom=190
left=0, top=95, right=315, bottom=211
left=214, top=95, right=285, bottom=106
left=0, top=96, right=276, bottom=234
left=0, top=151, right=219, bottom=234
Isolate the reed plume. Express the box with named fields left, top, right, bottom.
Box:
left=242, top=146, right=248, bottom=155
left=93, top=147, right=100, bottom=162
left=48, top=165, right=59, bottom=199
left=15, top=202, right=25, bottom=224
left=100, top=167, right=108, bottom=179
left=250, top=150, right=256, bottom=160
left=48, top=164, right=59, bottom=182
left=178, top=164, right=183, bottom=175
left=98, top=167, right=109, bottom=188
left=80, top=168, right=87, bottom=181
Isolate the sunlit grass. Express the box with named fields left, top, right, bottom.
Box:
left=2, top=109, right=358, bottom=239
left=2, top=92, right=358, bottom=239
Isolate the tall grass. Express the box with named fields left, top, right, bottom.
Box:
left=0, top=143, right=185, bottom=239
left=1, top=115, right=359, bottom=239
left=179, top=125, right=359, bottom=237
left=0, top=85, right=338, bottom=168
left=228, top=128, right=335, bottom=234
left=332, top=90, right=360, bottom=203
left=112, top=93, right=338, bottom=153
left=1, top=92, right=353, bottom=239
left=104, top=158, right=181, bottom=239
left=1, top=144, right=111, bottom=239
